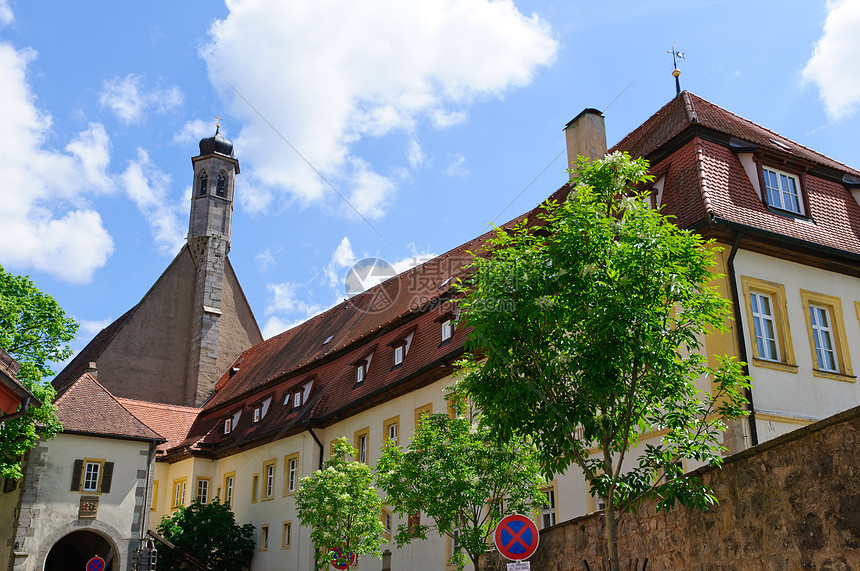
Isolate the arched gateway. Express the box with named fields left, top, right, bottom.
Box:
left=44, top=530, right=116, bottom=571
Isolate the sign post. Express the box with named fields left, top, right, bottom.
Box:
left=493, top=514, right=539, bottom=570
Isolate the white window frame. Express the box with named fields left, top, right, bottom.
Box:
left=224, top=417, right=232, bottom=434
left=441, top=319, right=454, bottom=341
left=225, top=475, right=234, bottom=506
left=288, top=458, right=298, bottom=493
left=359, top=434, right=368, bottom=464
left=541, top=488, right=556, bottom=528
left=196, top=479, right=209, bottom=504
left=293, top=391, right=302, bottom=408
left=388, top=422, right=398, bottom=444
left=393, top=344, right=404, bottom=366
left=83, top=461, right=101, bottom=492
left=750, top=292, right=780, bottom=362
left=762, top=166, right=803, bottom=215
left=809, top=304, right=838, bottom=372
left=174, top=480, right=187, bottom=508
left=266, top=463, right=275, bottom=498
left=253, top=406, right=262, bottom=423
left=355, top=363, right=365, bottom=384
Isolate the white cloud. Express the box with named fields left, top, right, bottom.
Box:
left=0, top=0, right=13, bottom=26
left=432, top=109, right=468, bottom=128
left=325, top=237, right=357, bottom=287
left=203, top=0, right=556, bottom=217
left=407, top=136, right=427, bottom=170
left=255, top=248, right=278, bottom=271
left=119, top=149, right=186, bottom=255
left=99, top=74, right=183, bottom=125
left=343, top=158, right=397, bottom=220
left=78, top=318, right=113, bottom=337
left=444, top=153, right=469, bottom=177
left=173, top=118, right=215, bottom=145
left=0, top=42, right=114, bottom=283
left=262, top=281, right=324, bottom=338
left=803, top=0, right=860, bottom=120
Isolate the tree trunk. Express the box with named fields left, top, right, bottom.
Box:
left=469, top=551, right=480, bottom=571
left=604, top=503, right=620, bottom=571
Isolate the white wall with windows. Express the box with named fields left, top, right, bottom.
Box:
left=735, top=250, right=860, bottom=440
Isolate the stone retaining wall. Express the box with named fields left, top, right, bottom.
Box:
left=482, top=405, right=860, bottom=570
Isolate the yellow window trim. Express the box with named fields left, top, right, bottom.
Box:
left=382, top=415, right=400, bottom=445
left=151, top=480, right=158, bottom=512
left=80, top=457, right=106, bottom=495
left=740, top=276, right=796, bottom=371
left=800, top=289, right=854, bottom=381
left=283, top=452, right=300, bottom=496
left=282, top=520, right=293, bottom=550
left=380, top=507, right=393, bottom=542
left=195, top=477, right=212, bottom=504
left=259, top=524, right=269, bottom=552
left=414, top=403, right=433, bottom=432
left=171, top=477, right=188, bottom=510
left=251, top=473, right=260, bottom=503
left=262, top=459, right=277, bottom=501
left=222, top=471, right=236, bottom=506
left=354, top=427, right=370, bottom=464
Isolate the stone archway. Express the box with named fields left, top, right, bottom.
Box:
left=44, top=529, right=117, bottom=571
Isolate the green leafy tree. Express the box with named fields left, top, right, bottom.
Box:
left=156, top=498, right=256, bottom=570
left=295, top=437, right=385, bottom=571
left=456, top=152, right=751, bottom=570
left=0, top=265, right=76, bottom=479
left=376, top=395, right=546, bottom=571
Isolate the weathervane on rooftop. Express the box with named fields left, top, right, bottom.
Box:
left=667, top=46, right=685, bottom=97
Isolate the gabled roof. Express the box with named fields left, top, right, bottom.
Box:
left=612, top=91, right=860, bottom=259
left=116, top=397, right=199, bottom=452
left=55, top=374, right=165, bottom=443
left=612, top=91, right=860, bottom=177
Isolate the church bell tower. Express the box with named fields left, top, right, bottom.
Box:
left=186, top=124, right=240, bottom=405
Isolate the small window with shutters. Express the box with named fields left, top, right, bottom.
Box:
left=71, top=458, right=113, bottom=494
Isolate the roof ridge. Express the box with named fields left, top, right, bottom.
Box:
left=686, top=92, right=859, bottom=174
left=56, top=373, right=165, bottom=441
left=115, top=396, right=200, bottom=413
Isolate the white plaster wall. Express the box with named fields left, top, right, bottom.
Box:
left=734, top=249, right=860, bottom=437
left=20, top=433, right=151, bottom=571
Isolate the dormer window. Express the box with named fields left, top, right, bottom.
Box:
left=198, top=171, right=208, bottom=196
left=224, top=416, right=233, bottom=434
left=293, top=391, right=302, bottom=408
left=216, top=171, right=227, bottom=197
left=252, top=406, right=262, bottom=423
left=388, top=328, right=415, bottom=369
left=762, top=166, right=803, bottom=215
left=441, top=319, right=455, bottom=342
left=350, top=346, right=376, bottom=387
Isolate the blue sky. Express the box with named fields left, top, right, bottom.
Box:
left=1, top=0, right=859, bottom=364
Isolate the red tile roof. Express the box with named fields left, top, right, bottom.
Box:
left=116, top=397, right=199, bottom=452
left=612, top=91, right=860, bottom=257
left=612, top=91, right=860, bottom=177
left=55, top=374, right=164, bottom=442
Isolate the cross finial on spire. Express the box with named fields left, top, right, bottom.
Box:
left=215, top=115, right=222, bottom=135
left=667, top=46, right=685, bottom=97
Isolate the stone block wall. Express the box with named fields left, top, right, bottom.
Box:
left=482, top=405, right=860, bottom=570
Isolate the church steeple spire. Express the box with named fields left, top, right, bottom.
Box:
left=185, top=123, right=241, bottom=405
